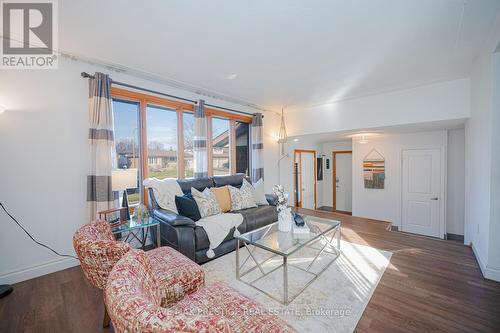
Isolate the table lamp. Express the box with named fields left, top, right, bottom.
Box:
left=112, top=168, right=138, bottom=221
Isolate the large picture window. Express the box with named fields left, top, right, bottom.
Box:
left=212, top=117, right=230, bottom=176
left=183, top=112, right=194, bottom=178
left=111, top=88, right=252, bottom=204
left=146, top=105, right=178, bottom=179
left=112, top=99, right=141, bottom=204
left=235, top=121, right=250, bottom=175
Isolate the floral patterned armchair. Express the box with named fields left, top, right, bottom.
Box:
left=105, top=249, right=297, bottom=333
left=73, top=220, right=205, bottom=327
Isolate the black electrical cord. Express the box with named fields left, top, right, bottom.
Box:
left=0, top=202, right=79, bottom=260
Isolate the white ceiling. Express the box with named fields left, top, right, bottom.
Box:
left=58, top=0, right=500, bottom=110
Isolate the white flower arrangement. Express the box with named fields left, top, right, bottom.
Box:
left=273, top=185, right=292, bottom=232
left=272, top=184, right=288, bottom=211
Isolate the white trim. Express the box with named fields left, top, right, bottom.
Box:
left=472, top=243, right=500, bottom=282
left=472, top=242, right=487, bottom=275
left=0, top=258, right=79, bottom=285
left=484, top=266, right=500, bottom=282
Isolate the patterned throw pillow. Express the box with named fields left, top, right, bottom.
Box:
left=191, top=187, right=222, bottom=218
left=228, top=179, right=258, bottom=211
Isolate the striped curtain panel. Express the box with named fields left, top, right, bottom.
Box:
left=193, top=99, right=208, bottom=178
left=251, top=113, right=264, bottom=183
left=86, top=72, right=116, bottom=221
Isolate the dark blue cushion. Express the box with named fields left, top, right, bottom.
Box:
left=175, top=193, right=201, bottom=221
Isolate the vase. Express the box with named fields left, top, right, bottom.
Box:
left=278, top=206, right=292, bottom=232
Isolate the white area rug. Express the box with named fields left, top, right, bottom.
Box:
left=203, top=240, right=392, bottom=333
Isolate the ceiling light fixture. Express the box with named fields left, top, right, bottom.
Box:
left=358, top=135, right=368, bottom=144
left=293, top=138, right=299, bottom=142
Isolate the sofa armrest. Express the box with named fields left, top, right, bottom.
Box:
left=265, top=194, right=278, bottom=206
left=152, top=208, right=196, bottom=228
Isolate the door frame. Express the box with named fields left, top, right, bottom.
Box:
left=400, top=148, right=447, bottom=239
left=293, top=149, right=317, bottom=209
left=332, top=150, right=352, bottom=212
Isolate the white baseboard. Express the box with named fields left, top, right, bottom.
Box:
left=0, top=258, right=79, bottom=285
left=484, top=266, right=500, bottom=282
left=471, top=243, right=500, bottom=282
left=472, top=242, right=487, bottom=275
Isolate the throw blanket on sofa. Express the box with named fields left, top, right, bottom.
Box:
left=196, top=213, right=244, bottom=258
left=143, top=178, right=183, bottom=213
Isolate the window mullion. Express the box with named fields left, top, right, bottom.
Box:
left=207, top=115, right=213, bottom=176
left=177, top=109, right=185, bottom=178
left=230, top=120, right=236, bottom=175
left=140, top=98, right=148, bottom=205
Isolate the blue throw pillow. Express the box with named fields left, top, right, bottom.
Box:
left=175, top=193, right=202, bottom=221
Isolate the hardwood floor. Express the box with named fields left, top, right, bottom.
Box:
left=1, top=209, right=499, bottom=333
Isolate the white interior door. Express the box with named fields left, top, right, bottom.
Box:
left=300, top=152, right=315, bottom=209
left=335, top=153, right=352, bottom=212
left=402, top=149, right=442, bottom=238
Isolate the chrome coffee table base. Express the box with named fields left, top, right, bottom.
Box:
left=236, top=224, right=341, bottom=305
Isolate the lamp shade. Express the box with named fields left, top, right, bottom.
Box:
left=111, top=169, right=138, bottom=191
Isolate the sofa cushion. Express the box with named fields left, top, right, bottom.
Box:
left=213, top=174, right=246, bottom=188
left=152, top=208, right=196, bottom=227
left=177, top=177, right=214, bottom=194
left=175, top=194, right=201, bottom=222
left=210, top=186, right=231, bottom=213
left=238, top=205, right=278, bottom=232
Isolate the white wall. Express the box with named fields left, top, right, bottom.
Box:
left=465, top=15, right=500, bottom=281
left=0, top=57, right=279, bottom=284
left=352, top=131, right=447, bottom=234
left=489, top=51, right=500, bottom=273
left=285, top=78, right=470, bottom=137
left=446, top=129, right=465, bottom=236
left=262, top=114, right=281, bottom=193
left=318, top=141, right=352, bottom=208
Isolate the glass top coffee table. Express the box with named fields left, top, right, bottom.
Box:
left=235, top=213, right=341, bottom=305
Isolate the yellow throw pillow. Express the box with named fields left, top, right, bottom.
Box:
left=210, top=186, right=231, bottom=213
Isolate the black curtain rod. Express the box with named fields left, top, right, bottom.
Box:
left=81, top=72, right=260, bottom=118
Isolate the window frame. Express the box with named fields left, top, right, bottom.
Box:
left=110, top=87, right=253, bottom=203
left=210, top=116, right=232, bottom=176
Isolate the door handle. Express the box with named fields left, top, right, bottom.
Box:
left=430, top=197, right=438, bottom=200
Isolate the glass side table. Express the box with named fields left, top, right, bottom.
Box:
left=110, top=217, right=160, bottom=249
